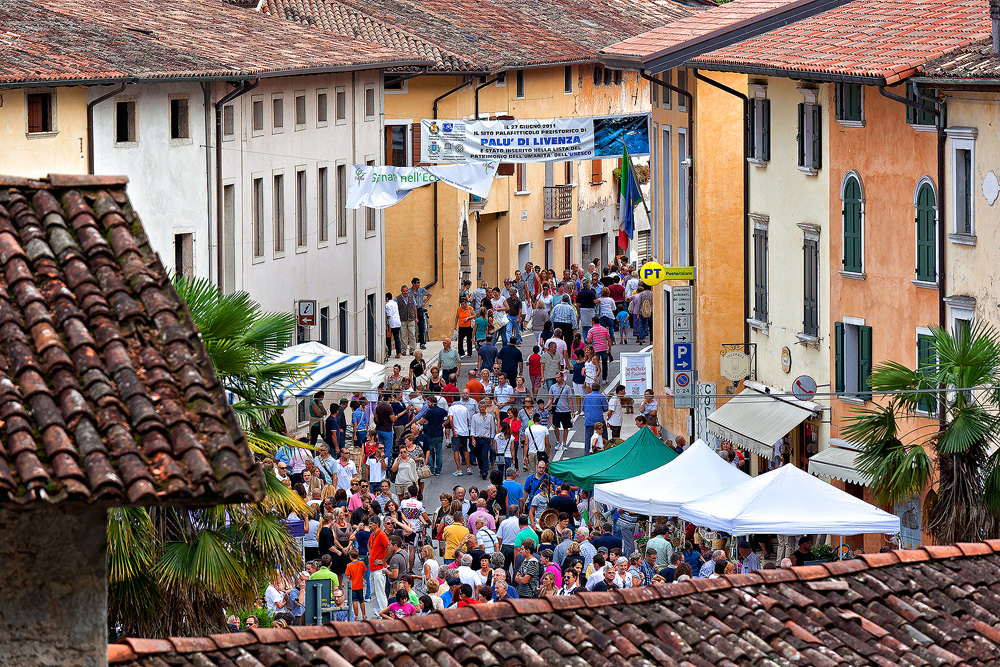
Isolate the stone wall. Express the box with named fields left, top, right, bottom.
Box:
left=0, top=505, right=108, bottom=667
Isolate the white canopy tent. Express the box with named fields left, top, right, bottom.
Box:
left=319, top=360, right=387, bottom=394
left=678, top=463, right=901, bottom=536
left=592, top=439, right=750, bottom=516
left=271, top=341, right=367, bottom=404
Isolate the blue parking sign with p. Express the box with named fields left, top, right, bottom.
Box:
left=673, top=343, right=692, bottom=371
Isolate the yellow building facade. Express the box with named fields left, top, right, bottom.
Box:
left=0, top=86, right=89, bottom=177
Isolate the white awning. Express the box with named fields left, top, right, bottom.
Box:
left=706, top=382, right=821, bottom=458
left=808, top=446, right=870, bottom=486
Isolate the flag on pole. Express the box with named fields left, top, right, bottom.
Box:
left=617, top=144, right=643, bottom=250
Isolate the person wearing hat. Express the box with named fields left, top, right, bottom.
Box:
left=737, top=541, right=762, bottom=573
left=790, top=536, right=814, bottom=567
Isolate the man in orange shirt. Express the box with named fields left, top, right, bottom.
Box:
left=464, top=369, right=485, bottom=400
left=367, top=515, right=390, bottom=614
left=454, top=296, right=475, bottom=358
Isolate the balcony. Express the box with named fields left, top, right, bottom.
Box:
left=469, top=194, right=487, bottom=212
left=543, top=184, right=573, bottom=229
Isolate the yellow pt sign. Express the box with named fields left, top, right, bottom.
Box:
left=640, top=261, right=695, bottom=285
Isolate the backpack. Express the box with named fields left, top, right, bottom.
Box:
left=640, top=297, right=652, bottom=319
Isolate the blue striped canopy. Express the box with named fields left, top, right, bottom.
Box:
left=271, top=342, right=367, bottom=403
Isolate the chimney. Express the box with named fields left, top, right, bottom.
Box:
left=992, top=0, right=1000, bottom=56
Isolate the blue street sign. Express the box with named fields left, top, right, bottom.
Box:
left=673, top=343, right=692, bottom=371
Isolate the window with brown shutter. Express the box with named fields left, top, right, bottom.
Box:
left=26, top=93, right=53, bottom=134
left=410, top=121, right=422, bottom=166
left=591, top=159, right=602, bottom=184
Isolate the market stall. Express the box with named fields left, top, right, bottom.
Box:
left=548, top=427, right=677, bottom=490
left=271, top=341, right=367, bottom=403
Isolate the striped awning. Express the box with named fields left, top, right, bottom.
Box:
left=271, top=341, right=366, bottom=403
left=808, top=445, right=870, bottom=486
left=706, top=383, right=822, bottom=459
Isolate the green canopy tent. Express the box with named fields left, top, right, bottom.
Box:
left=548, top=427, right=678, bottom=490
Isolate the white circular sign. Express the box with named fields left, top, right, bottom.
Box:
left=720, top=350, right=751, bottom=381
left=792, top=375, right=817, bottom=401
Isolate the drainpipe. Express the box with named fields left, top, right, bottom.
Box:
left=428, top=76, right=474, bottom=290
left=86, top=82, right=126, bottom=174
left=474, top=76, right=501, bottom=120
left=692, top=70, right=751, bottom=351
left=201, top=83, right=214, bottom=280
left=214, top=79, right=258, bottom=291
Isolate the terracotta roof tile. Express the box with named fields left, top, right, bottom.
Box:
left=110, top=544, right=1000, bottom=667
left=0, top=175, right=262, bottom=508
left=264, top=0, right=707, bottom=72
left=692, top=0, right=992, bottom=83
left=0, top=0, right=428, bottom=85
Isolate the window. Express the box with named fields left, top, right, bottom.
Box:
left=915, top=180, right=937, bottom=282
left=748, top=84, right=770, bottom=163
left=614, top=70, right=623, bottom=86
left=273, top=174, right=285, bottom=255
left=516, top=70, right=525, bottom=99
left=115, top=99, right=136, bottom=143
left=338, top=300, right=349, bottom=352
left=272, top=95, right=284, bottom=131
left=802, top=232, right=819, bottom=338
left=841, top=174, right=863, bottom=274
left=294, top=91, right=306, bottom=128
left=591, top=159, right=602, bottom=184
left=796, top=88, right=821, bottom=172
left=677, top=69, right=688, bottom=111
left=544, top=239, right=553, bottom=270
left=564, top=235, right=573, bottom=269
left=662, top=71, right=672, bottom=109
left=174, top=233, right=193, bottom=278
left=564, top=161, right=573, bottom=185
left=835, top=320, right=873, bottom=399
left=495, top=72, right=506, bottom=87
left=297, top=400, right=308, bottom=425
left=320, top=306, right=330, bottom=346
left=223, top=185, right=236, bottom=289
left=651, top=76, right=658, bottom=106
left=169, top=97, right=190, bottom=140
left=593, top=66, right=603, bottom=86
left=752, top=217, right=768, bottom=322
left=384, top=76, right=406, bottom=92
left=252, top=177, right=264, bottom=258
left=26, top=92, right=54, bottom=134
left=295, top=169, right=307, bottom=248
left=906, top=82, right=936, bottom=127
left=604, top=68, right=613, bottom=86
left=385, top=125, right=408, bottom=166
left=955, top=146, right=973, bottom=235
left=364, top=86, right=375, bottom=120
left=834, top=83, right=863, bottom=124
left=366, top=159, right=376, bottom=235
left=916, top=332, right=937, bottom=414
left=318, top=166, right=329, bottom=244
left=251, top=96, right=264, bottom=134
left=662, top=127, right=672, bottom=263
left=366, top=293, right=377, bottom=361
left=564, top=66, right=573, bottom=94
left=222, top=103, right=235, bottom=139
left=337, top=164, right=348, bottom=239
left=317, top=90, right=328, bottom=125
left=663, top=291, right=672, bottom=388
left=336, top=87, right=347, bottom=123
left=677, top=129, right=689, bottom=263
left=515, top=163, right=528, bottom=193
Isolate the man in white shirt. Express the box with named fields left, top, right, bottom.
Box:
left=456, top=553, right=484, bottom=588
left=606, top=384, right=625, bottom=439
left=332, top=449, right=357, bottom=493
left=385, top=292, right=402, bottom=360
left=448, top=399, right=472, bottom=476
left=474, top=515, right=499, bottom=554
left=496, top=504, right=521, bottom=572
left=522, top=415, right=551, bottom=470
left=494, top=375, right=514, bottom=409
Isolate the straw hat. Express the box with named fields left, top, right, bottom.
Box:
left=538, top=508, right=559, bottom=530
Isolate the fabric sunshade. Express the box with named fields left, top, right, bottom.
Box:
left=706, top=387, right=819, bottom=458
left=808, top=446, right=869, bottom=486
left=271, top=341, right=367, bottom=403
left=679, top=464, right=900, bottom=536
left=548, top=427, right=678, bottom=491
left=592, top=439, right=750, bottom=516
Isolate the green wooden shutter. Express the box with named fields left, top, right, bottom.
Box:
left=797, top=103, right=805, bottom=167
left=761, top=99, right=771, bottom=161
left=916, top=333, right=936, bottom=413
left=811, top=104, right=822, bottom=170
left=859, top=325, right=873, bottom=399
left=748, top=99, right=756, bottom=159
left=843, top=177, right=862, bottom=273
left=851, top=84, right=862, bottom=120
left=905, top=83, right=917, bottom=124
left=834, top=84, right=843, bottom=120
left=915, top=183, right=936, bottom=281
left=835, top=322, right=845, bottom=393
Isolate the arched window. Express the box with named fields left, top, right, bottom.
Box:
left=915, top=179, right=937, bottom=283
left=842, top=173, right=863, bottom=274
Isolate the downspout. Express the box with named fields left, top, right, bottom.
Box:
left=692, top=70, right=751, bottom=350
left=201, top=83, right=214, bottom=280
left=214, top=79, right=258, bottom=290
left=878, top=83, right=945, bottom=425
left=352, top=71, right=359, bottom=354
left=474, top=76, right=501, bottom=120
left=428, top=76, right=474, bottom=290
left=86, top=82, right=126, bottom=174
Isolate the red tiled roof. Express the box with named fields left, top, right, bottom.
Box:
left=265, top=0, right=709, bottom=72
left=602, top=0, right=803, bottom=60
left=692, top=0, right=992, bottom=84
left=917, top=37, right=1000, bottom=79
left=0, top=175, right=263, bottom=507
left=109, top=540, right=1000, bottom=666
left=0, top=0, right=430, bottom=85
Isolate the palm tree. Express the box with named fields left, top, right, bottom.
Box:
left=843, top=322, right=1000, bottom=544
left=108, top=277, right=312, bottom=638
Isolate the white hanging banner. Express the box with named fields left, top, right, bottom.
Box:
left=420, top=114, right=650, bottom=164
left=346, top=162, right=500, bottom=209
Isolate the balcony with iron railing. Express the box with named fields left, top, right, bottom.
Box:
left=543, top=184, right=574, bottom=229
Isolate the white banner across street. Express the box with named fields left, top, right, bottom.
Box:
left=420, top=114, right=650, bottom=164
left=346, top=162, right=499, bottom=209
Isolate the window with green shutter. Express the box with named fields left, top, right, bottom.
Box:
left=859, top=325, right=873, bottom=399
left=803, top=238, right=819, bottom=337
left=836, top=321, right=872, bottom=401
left=905, top=82, right=936, bottom=126
left=753, top=225, right=768, bottom=321
left=835, top=83, right=863, bottom=122
left=916, top=333, right=936, bottom=413
left=835, top=322, right=845, bottom=393
left=842, top=176, right=863, bottom=273
left=915, top=182, right=936, bottom=282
